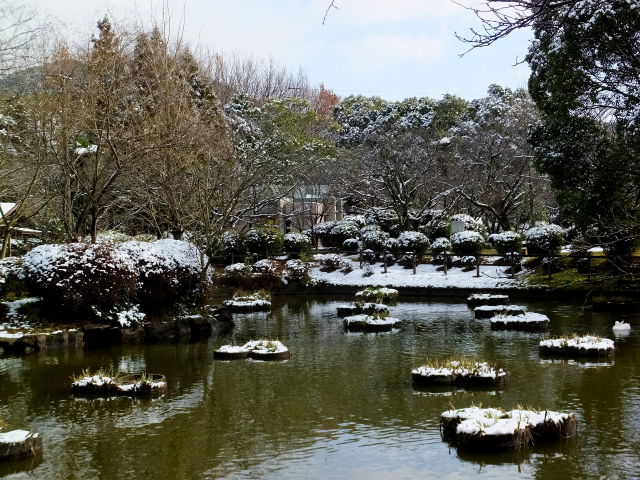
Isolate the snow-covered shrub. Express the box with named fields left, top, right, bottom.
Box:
left=451, top=214, right=487, bottom=237
left=430, top=237, right=451, bottom=255
left=381, top=252, right=396, bottom=266
left=245, top=226, right=284, bottom=255
left=361, top=262, right=374, bottom=277
left=398, top=254, right=415, bottom=269
left=414, top=210, right=448, bottom=238
left=363, top=207, right=399, bottom=232
left=451, top=231, right=485, bottom=255
left=325, top=220, right=360, bottom=247
left=283, top=259, right=309, bottom=282
left=93, top=303, right=146, bottom=328
left=219, top=230, right=245, bottom=256
left=457, top=255, right=477, bottom=266
left=524, top=224, right=566, bottom=254
left=419, top=219, right=450, bottom=241
left=283, top=232, right=311, bottom=253
left=342, top=238, right=360, bottom=252
left=119, top=240, right=202, bottom=311
left=384, top=237, right=399, bottom=252
left=223, top=263, right=253, bottom=281
left=341, top=214, right=366, bottom=228
left=489, top=231, right=523, bottom=255
left=22, top=243, right=138, bottom=315
left=252, top=259, right=281, bottom=279
left=0, top=256, right=25, bottom=296
left=318, top=254, right=350, bottom=273
left=397, top=231, right=430, bottom=254
left=361, top=249, right=377, bottom=264
left=306, top=221, right=336, bottom=245
left=360, top=226, right=389, bottom=252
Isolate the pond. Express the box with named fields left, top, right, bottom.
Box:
left=1, top=295, right=639, bottom=479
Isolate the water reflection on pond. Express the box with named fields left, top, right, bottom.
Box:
left=1, top=295, right=639, bottom=479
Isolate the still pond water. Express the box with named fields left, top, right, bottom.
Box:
left=1, top=295, right=639, bottom=479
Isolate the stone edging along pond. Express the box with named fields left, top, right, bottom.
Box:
left=286, top=284, right=640, bottom=301
left=0, top=308, right=234, bottom=356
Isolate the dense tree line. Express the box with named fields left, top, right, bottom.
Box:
left=460, top=0, right=640, bottom=254
left=6, top=5, right=637, bottom=260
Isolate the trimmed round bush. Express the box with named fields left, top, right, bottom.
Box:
left=430, top=237, right=451, bottom=255
left=245, top=226, right=284, bottom=255
left=524, top=224, right=566, bottom=254
left=219, top=231, right=245, bottom=256
left=283, top=232, right=311, bottom=253
left=342, top=238, right=360, bottom=252
left=318, top=254, right=350, bottom=272
left=451, top=231, right=485, bottom=255
left=359, top=226, right=389, bottom=252
left=252, top=259, right=281, bottom=279
left=326, top=221, right=360, bottom=247
left=223, top=263, right=253, bottom=282
left=119, top=240, right=202, bottom=311
left=397, top=231, right=430, bottom=254
left=283, top=259, right=309, bottom=282
left=362, top=249, right=377, bottom=264
left=489, top=231, right=523, bottom=255
left=306, top=221, right=335, bottom=245
left=23, top=243, right=138, bottom=315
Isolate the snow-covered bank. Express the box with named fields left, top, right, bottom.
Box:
left=310, top=258, right=521, bottom=290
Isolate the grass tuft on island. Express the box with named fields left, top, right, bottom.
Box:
left=71, top=368, right=167, bottom=397
left=355, top=287, right=399, bottom=305
left=222, top=290, right=271, bottom=312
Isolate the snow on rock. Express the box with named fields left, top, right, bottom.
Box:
left=0, top=430, right=37, bottom=444
left=612, top=321, right=631, bottom=331
left=216, top=345, right=250, bottom=354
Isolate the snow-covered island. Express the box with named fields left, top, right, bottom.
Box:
left=71, top=371, right=167, bottom=396
left=539, top=335, right=615, bottom=357
left=474, top=304, right=526, bottom=319
left=0, top=429, right=43, bottom=461
left=467, top=293, right=510, bottom=307
left=411, top=360, right=508, bottom=387
left=214, top=339, right=291, bottom=361
left=222, top=291, right=271, bottom=312
left=441, top=406, right=578, bottom=451
left=490, top=312, right=550, bottom=331
left=343, top=314, right=401, bottom=332
left=336, top=302, right=389, bottom=317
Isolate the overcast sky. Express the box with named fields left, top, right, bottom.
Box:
left=23, top=0, right=533, bottom=101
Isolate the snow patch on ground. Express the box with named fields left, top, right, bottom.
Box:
left=311, top=257, right=520, bottom=289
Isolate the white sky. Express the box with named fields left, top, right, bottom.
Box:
left=23, top=0, right=533, bottom=101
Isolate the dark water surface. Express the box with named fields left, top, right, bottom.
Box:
left=1, top=295, right=639, bottom=479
